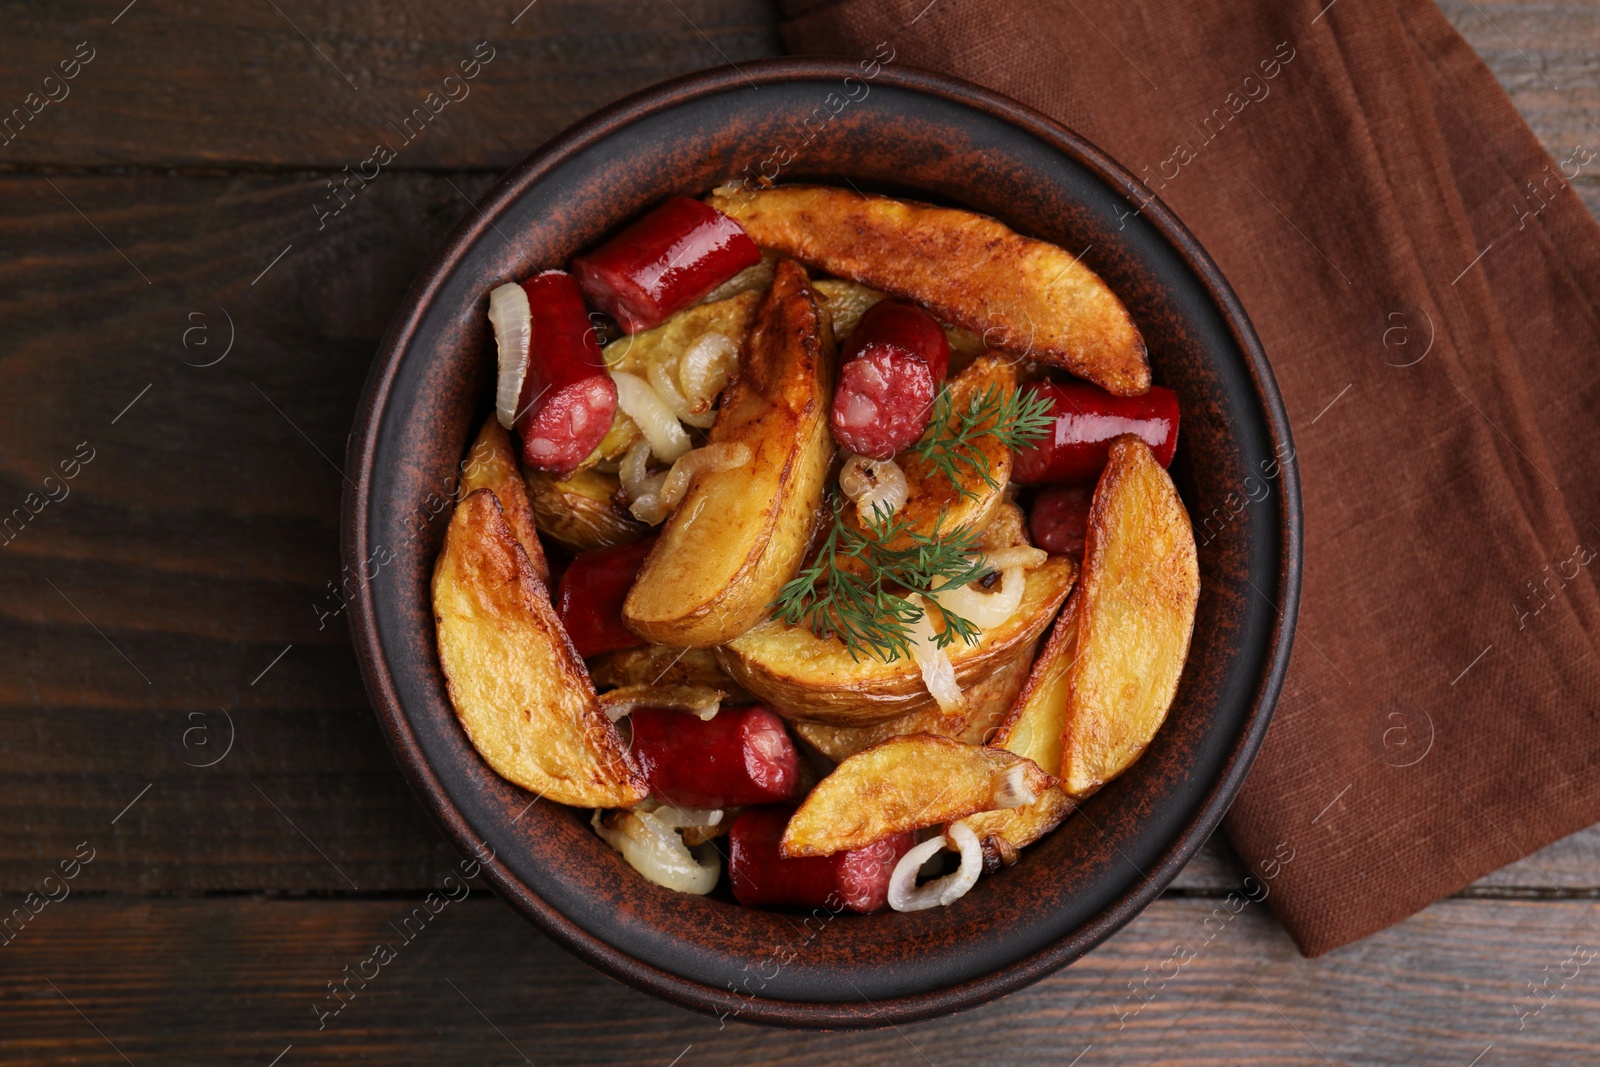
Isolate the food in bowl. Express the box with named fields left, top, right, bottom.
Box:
left=431, top=183, right=1199, bottom=915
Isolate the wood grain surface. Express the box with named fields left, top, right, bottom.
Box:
left=2, top=0, right=1599, bottom=1061
left=4, top=896, right=1599, bottom=1063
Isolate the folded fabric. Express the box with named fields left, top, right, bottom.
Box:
left=780, top=0, right=1600, bottom=955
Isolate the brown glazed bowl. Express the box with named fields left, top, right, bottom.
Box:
left=344, top=60, right=1300, bottom=1028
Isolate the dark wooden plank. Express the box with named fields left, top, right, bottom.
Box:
left=0, top=171, right=503, bottom=891
left=3, top=0, right=1594, bottom=185
left=2, top=895, right=1597, bottom=1063
left=0, top=0, right=781, bottom=169
left=1442, top=0, right=1600, bottom=154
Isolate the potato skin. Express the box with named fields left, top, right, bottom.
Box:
left=957, top=596, right=1081, bottom=864
left=523, top=466, right=647, bottom=552
left=792, top=646, right=1031, bottom=762
left=709, top=184, right=1149, bottom=396
left=458, top=416, right=549, bottom=583
left=719, top=556, right=1076, bottom=726
left=1060, top=436, right=1199, bottom=796
left=623, top=259, right=836, bottom=647
left=780, top=735, right=1055, bottom=857
left=432, top=489, right=647, bottom=808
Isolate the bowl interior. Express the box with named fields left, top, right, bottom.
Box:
left=347, top=62, right=1297, bottom=1027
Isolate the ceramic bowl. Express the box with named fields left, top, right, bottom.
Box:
left=343, top=59, right=1300, bottom=1029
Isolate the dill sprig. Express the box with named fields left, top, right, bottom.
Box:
left=770, top=499, right=988, bottom=662
left=910, top=384, right=1054, bottom=499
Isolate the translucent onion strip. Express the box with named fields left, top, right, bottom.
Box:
left=619, top=440, right=654, bottom=499
left=488, top=282, right=531, bottom=429
left=651, top=804, right=724, bottom=830
left=630, top=442, right=751, bottom=525
left=978, top=546, right=1049, bottom=572
left=888, top=823, right=982, bottom=912
left=592, top=809, right=720, bottom=895
left=648, top=358, right=716, bottom=429
left=611, top=371, right=690, bottom=462
left=838, top=454, right=909, bottom=521
left=929, top=567, right=1027, bottom=631
left=679, top=332, right=740, bottom=414
left=908, top=596, right=965, bottom=716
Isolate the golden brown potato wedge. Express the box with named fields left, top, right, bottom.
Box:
left=623, top=259, right=836, bottom=647
left=523, top=466, right=647, bottom=552
left=841, top=353, right=1015, bottom=548
left=587, top=644, right=753, bottom=701
left=458, top=416, right=549, bottom=584
left=602, top=290, right=760, bottom=379
left=1060, top=436, right=1198, bottom=796
left=781, top=735, right=1055, bottom=857
left=719, top=556, right=1076, bottom=726
left=709, top=184, right=1149, bottom=395
left=793, top=647, right=1031, bottom=763
left=957, top=596, right=1080, bottom=864
left=433, top=490, right=648, bottom=808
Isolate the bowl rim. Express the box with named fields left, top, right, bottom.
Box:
left=343, top=57, right=1302, bottom=1029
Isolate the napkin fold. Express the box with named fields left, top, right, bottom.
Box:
left=780, top=0, right=1600, bottom=955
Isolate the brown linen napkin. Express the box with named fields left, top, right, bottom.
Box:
left=780, top=0, right=1600, bottom=955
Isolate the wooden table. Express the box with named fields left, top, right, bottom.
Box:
left=3, top=2, right=1597, bottom=1062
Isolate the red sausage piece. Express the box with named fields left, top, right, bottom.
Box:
left=516, top=270, right=618, bottom=477
left=628, top=706, right=802, bottom=808
left=728, top=807, right=916, bottom=913
left=1029, top=485, right=1093, bottom=557
left=555, top=536, right=656, bottom=658
left=1011, top=381, right=1179, bottom=485
left=571, top=198, right=760, bottom=334
left=830, top=299, right=951, bottom=459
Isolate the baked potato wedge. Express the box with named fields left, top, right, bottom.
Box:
left=841, top=353, right=1016, bottom=548
left=708, top=184, right=1149, bottom=395
left=623, top=259, right=836, bottom=647
left=956, top=596, right=1080, bottom=864
left=523, top=466, right=647, bottom=552
left=433, top=489, right=647, bottom=808
left=793, top=647, right=1031, bottom=762
left=719, top=555, right=1076, bottom=726
left=781, top=735, right=1055, bottom=857
left=1060, top=436, right=1198, bottom=796
left=459, top=416, right=548, bottom=583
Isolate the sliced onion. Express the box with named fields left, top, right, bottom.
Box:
left=488, top=282, right=531, bottom=428
left=978, top=546, right=1049, bottom=572
left=648, top=357, right=716, bottom=429
left=679, top=331, right=740, bottom=414
left=991, top=763, right=1039, bottom=809
left=929, top=567, right=1027, bottom=630
left=658, top=443, right=750, bottom=510
left=599, top=684, right=722, bottom=722
left=908, top=596, right=965, bottom=716
left=888, top=823, right=982, bottom=911
left=651, top=804, right=724, bottom=830
left=592, top=809, right=720, bottom=895
left=619, top=440, right=654, bottom=498
left=629, top=442, right=750, bottom=525
left=838, top=454, right=909, bottom=522
left=611, top=371, right=690, bottom=462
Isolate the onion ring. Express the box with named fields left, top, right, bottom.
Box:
left=888, top=823, right=982, bottom=912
